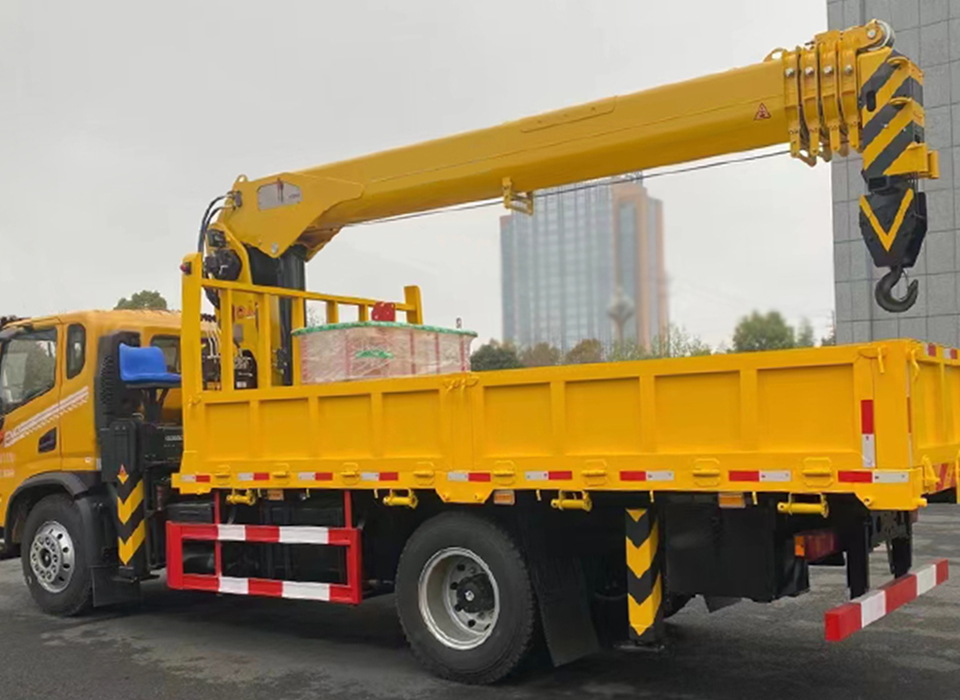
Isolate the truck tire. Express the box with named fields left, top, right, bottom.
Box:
left=21, top=494, right=93, bottom=616
left=396, top=512, right=537, bottom=684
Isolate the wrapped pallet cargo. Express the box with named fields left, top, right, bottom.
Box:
left=293, top=321, right=477, bottom=384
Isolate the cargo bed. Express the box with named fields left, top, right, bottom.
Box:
left=177, top=282, right=960, bottom=513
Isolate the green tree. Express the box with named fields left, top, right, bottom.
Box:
left=519, top=342, right=561, bottom=367
left=115, top=290, right=168, bottom=311
left=796, top=318, right=815, bottom=348
left=732, top=311, right=795, bottom=352
left=608, top=325, right=711, bottom=361
left=564, top=338, right=604, bottom=365
left=649, top=325, right=712, bottom=358
left=607, top=340, right=647, bottom=362
left=470, top=341, right=523, bottom=372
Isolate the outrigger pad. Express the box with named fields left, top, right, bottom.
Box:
left=118, top=344, right=181, bottom=386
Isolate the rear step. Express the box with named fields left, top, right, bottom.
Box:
left=825, top=559, right=949, bottom=641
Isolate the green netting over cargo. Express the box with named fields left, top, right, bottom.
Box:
left=293, top=321, right=477, bottom=337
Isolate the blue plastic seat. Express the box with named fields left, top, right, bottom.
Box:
left=119, top=344, right=181, bottom=387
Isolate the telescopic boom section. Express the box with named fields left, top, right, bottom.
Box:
left=212, top=20, right=938, bottom=312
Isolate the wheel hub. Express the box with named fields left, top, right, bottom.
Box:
left=29, top=521, right=76, bottom=594
left=456, top=574, right=494, bottom=614
left=418, top=547, right=500, bottom=650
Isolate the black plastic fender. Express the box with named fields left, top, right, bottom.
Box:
left=4, top=471, right=101, bottom=549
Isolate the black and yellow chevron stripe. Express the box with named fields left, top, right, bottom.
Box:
left=859, top=49, right=925, bottom=181
left=859, top=185, right=920, bottom=261
left=626, top=508, right=664, bottom=644
left=116, top=466, right=146, bottom=571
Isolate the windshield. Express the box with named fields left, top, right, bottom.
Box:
left=0, top=328, right=57, bottom=413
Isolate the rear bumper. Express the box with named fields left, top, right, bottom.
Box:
left=825, top=559, right=949, bottom=641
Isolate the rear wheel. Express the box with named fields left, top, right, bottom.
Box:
left=396, top=512, right=537, bottom=684
left=21, top=494, right=93, bottom=616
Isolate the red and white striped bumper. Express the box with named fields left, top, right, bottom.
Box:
left=166, top=521, right=362, bottom=605
left=189, top=574, right=349, bottom=602
left=825, top=559, right=949, bottom=642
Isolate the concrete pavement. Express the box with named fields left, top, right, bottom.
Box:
left=1, top=505, right=958, bottom=700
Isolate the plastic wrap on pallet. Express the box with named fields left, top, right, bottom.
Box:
left=293, top=321, right=477, bottom=384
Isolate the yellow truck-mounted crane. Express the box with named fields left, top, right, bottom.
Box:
left=0, top=20, right=955, bottom=684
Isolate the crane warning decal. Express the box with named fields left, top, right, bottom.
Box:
left=755, top=103, right=772, bottom=120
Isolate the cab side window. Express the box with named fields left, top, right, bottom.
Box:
left=0, top=328, right=58, bottom=412
left=66, top=324, right=86, bottom=379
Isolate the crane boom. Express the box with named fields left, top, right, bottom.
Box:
left=208, top=20, right=938, bottom=312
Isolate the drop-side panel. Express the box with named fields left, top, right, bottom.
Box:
left=565, top=378, right=641, bottom=456
left=381, top=390, right=444, bottom=459
left=757, top=365, right=855, bottom=452
left=910, top=344, right=960, bottom=495
left=178, top=340, right=954, bottom=510
left=654, top=372, right=741, bottom=452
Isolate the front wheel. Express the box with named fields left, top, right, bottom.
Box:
left=21, top=494, right=93, bottom=616
left=396, top=512, right=537, bottom=684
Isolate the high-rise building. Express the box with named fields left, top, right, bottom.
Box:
left=500, top=175, right=668, bottom=352
left=828, top=1, right=960, bottom=345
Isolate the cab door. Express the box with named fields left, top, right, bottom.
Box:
left=59, top=323, right=96, bottom=474
left=0, top=325, right=62, bottom=529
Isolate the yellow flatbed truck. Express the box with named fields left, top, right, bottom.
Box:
left=0, top=20, right=955, bottom=683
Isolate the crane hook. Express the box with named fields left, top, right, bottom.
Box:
left=875, top=266, right=919, bottom=314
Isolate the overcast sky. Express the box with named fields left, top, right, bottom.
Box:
left=0, top=1, right=833, bottom=348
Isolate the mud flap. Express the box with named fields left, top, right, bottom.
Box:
left=75, top=493, right=141, bottom=607
left=91, top=566, right=140, bottom=607
left=519, top=522, right=600, bottom=666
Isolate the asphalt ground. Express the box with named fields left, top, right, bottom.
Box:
left=1, top=504, right=958, bottom=700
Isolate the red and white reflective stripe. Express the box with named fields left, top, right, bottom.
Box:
left=171, top=522, right=355, bottom=546
left=217, top=576, right=333, bottom=600
left=360, top=472, right=398, bottom=482
left=216, top=524, right=330, bottom=544
left=179, top=474, right=212, bottom=484
left=447, top=471, right=492, bottom=483
left=825, top=560, right=949, bottom=642
left=838, top=470, right=910, bottom=484
left=861, top=399, right=876, bottom=468
left=927, top=343, right=938, bottom=358
left=620, top=470, right=675, bottom=482
left=951, top=349, right=959, bottom=361
left=175, top=572, right=355, bottom=603
left=728, top=470, right=792, bottom=483
left=238, top=472, right=271, bottom=482
left=524, top=471, right=573, bottom=482
left=297, top=472, right=334, bottom=482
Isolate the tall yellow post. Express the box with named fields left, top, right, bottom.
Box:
left=626, top=508, right=665, bottom=644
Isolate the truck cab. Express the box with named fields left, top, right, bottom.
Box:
left=0, top=311, right=182, bottom=566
